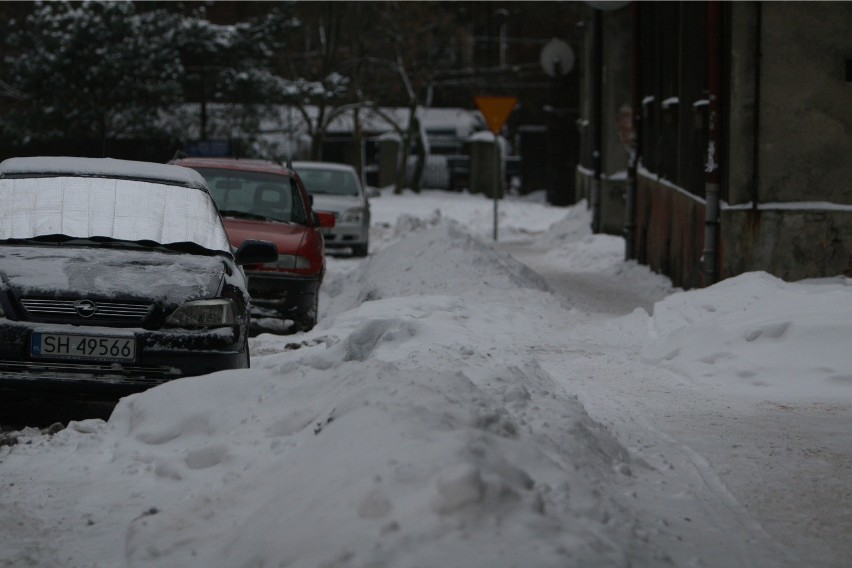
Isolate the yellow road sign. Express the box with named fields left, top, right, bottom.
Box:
left=475, top=96, right=518, bottom=135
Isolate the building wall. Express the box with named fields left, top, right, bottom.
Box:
left=757, top=2, right=852, bottom=205
left=726, top=2, right=759, bottom=205
left=729, top=1, right=852, bottom=206
left=722, top=1, right=852, bottom=282
left=583, top=2, right=851, bottom=286
left=575, top=4, right=632, bottom=235
left=598, top=6, right=632, bottom=235
left=601, top=8, right=632, bottom=175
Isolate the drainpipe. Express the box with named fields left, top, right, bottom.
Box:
left=590, top=10, right=603, bottom=233
left=702, top=0, right=722, bottom=286
left=624, top=2, right=640, bottom=260
left=751, top=3, right=762, bottom=210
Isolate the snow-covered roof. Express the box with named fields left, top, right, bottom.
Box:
left=291, top=161, right=357, bottom=174
left=0, top=157, right=209, bottom=191
left=322, top=106, right=485, bottom=137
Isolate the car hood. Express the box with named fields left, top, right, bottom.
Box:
left=0, top=245, right=226, bottom=304
left=310, top=193, right=365, bottom=214
left=223, top=218, right=306, bottom=253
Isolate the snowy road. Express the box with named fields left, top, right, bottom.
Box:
left=499, top=237, right=852, bottom=568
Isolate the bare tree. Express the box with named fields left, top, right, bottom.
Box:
left=357, top=2, right=457, bottom=193
left=270, top=1, right=459, bottom=191
left=272, top=2, right=355, bottom=161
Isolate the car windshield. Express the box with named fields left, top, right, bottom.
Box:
left=297, top=168, right=360, bottom=196
left=194, top=168, right=308, bottom=224
left=0, top=176, right=231, bottom=253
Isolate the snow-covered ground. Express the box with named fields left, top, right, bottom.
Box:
left=1, top=188, right=850, bottom=567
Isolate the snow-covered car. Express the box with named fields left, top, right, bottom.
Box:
left=292, top=161, right=371, bottom=257
left=172, top=158, right=335, bottom=332
left=0, top=156, right=278, bottom=397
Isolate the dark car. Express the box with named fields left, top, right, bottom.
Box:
left=171, top=158, right=335, bottom=333
left=0, top=156, right=277, bottom=397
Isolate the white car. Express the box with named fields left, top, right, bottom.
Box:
left=292, top=161, right=371, bottom=257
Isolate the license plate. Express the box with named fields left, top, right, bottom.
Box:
left=31, top=332, right=136, bottom=363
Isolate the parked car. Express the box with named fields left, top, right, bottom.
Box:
left=292, top=161, right=372, bottom=257
left=0, top=156, right=278, bottom=397
left=172, top=157, right=335, bottom=332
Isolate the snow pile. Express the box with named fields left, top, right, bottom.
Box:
left=642, top=271, right=852, bottom=401
left=533, top=201, right=669, bottom=287
left=368, top=188, right=569, bottom=249
left=534, top=199, right=593, bottom=250
left=322, top=220, right=550, bottom=317
left=0, top=210, right=661, bottom=568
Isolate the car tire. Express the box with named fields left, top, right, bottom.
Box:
left=352, top=244, right=368, bottom=257
left=292, top=294, right=318, bottom=332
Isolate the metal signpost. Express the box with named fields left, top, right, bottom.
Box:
left=474, top=96, right=518, bottom=241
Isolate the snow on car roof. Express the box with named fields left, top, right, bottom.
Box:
left=0, top=156, right=209, bottom=190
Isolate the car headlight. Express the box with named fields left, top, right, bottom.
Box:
left=340, top=208, right=366, bottom=224
left=263, top=255, right=311, bottom=270
left=166, top=299, right=236, bottom=326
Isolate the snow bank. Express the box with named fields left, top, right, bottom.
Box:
left=323, top=219, right=550, bottom=317
left=643, top=272, right=852, bottom=401
left=368, top=188, right=570, bottom=248
left=0, top=213, right=658, bottom=568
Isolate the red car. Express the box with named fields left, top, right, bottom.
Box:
left=172, top=158, right=334, bottom=332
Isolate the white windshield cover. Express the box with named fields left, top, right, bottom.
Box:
left=0, top=177, right=231, bottom=253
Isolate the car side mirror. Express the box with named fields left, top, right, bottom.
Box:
left=234, top=239, right=278, bottom=266
left=314, top=210, right=336, bottom=229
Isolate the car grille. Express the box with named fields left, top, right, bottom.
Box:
left=20, top=298, right=153, bottom=323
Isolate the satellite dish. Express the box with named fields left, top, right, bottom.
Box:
left=539, top=38, right=575, bottom=77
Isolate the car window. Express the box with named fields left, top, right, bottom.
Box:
left=297, top=169, right=360, bottom=196
left=0, top=176, right=231, bottom=253
left=194, top=168, right=308, bottom=224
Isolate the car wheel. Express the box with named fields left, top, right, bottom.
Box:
left=292, top=295, right=318, bottom=332
left=352, top=244, right=368, bottom=257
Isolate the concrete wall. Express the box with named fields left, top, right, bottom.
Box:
left=376, top=138, right=399, bottom=188
left=601, top=7, right=633, bottom=176
left=597, top=6, right=633, bottom=236
left=721, top=208, right=852, bottom=280
left=470, top=137, right=504, bottom=198
left=757, top=2, right=852, bottom=205
left=576, top=5, right=632, bottom=236
left=729, top=2, right=852, bottom=206
left=722, top=2, right=852, bottom=282
left=726, top=2, right=759, bottom=205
